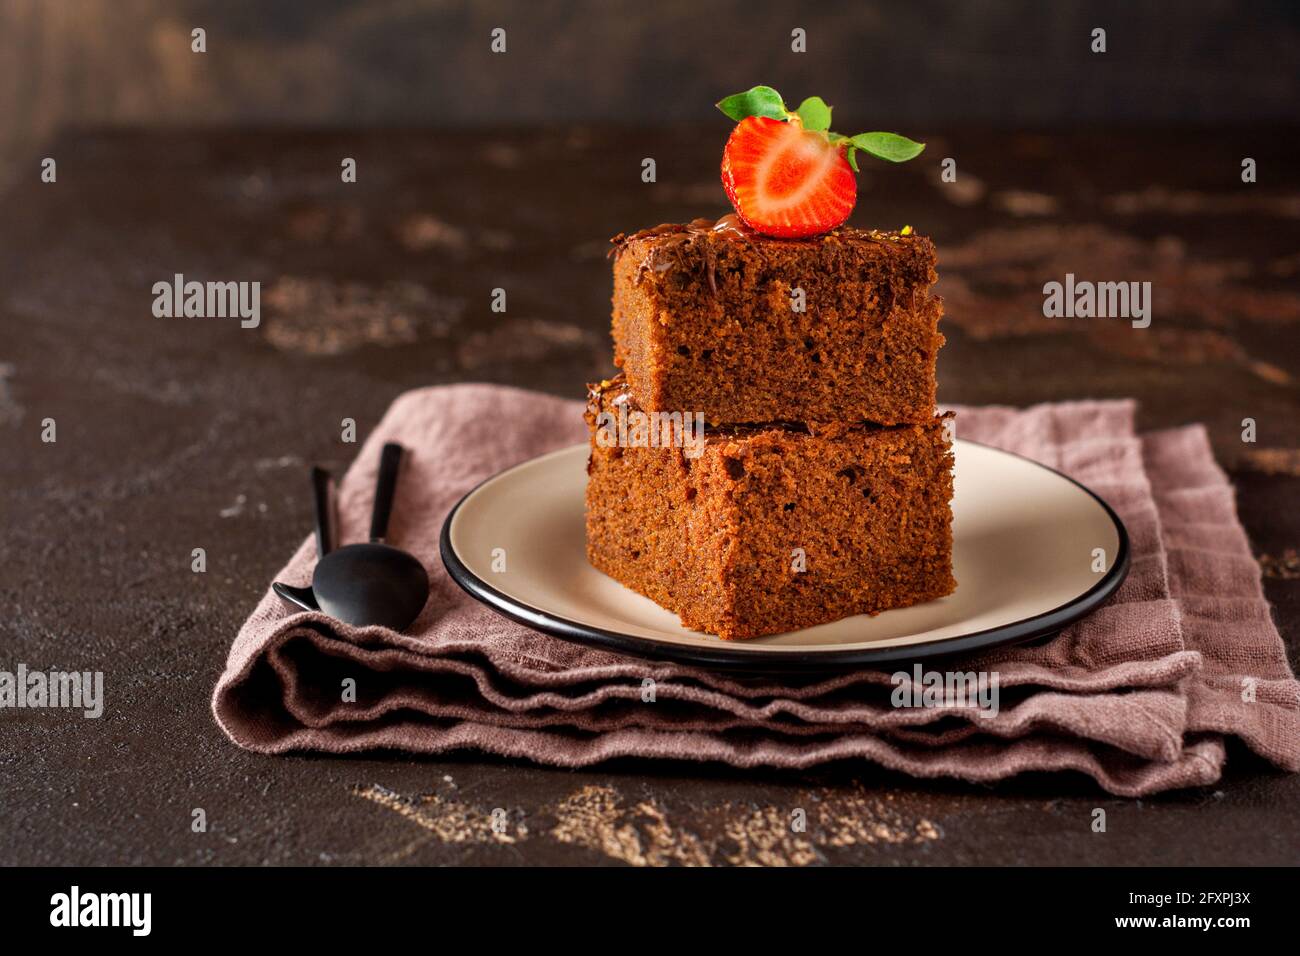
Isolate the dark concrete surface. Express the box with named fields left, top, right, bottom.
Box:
left=1, top=126, right=1298, bottom=865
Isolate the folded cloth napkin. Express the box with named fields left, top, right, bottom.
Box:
left=212, top=385, right=1300, bottom=796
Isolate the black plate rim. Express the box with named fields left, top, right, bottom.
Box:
left=438, top=440, right=1131, bottom=674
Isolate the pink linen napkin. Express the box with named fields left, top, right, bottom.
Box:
left=212, top=385, right=1300, bottom=795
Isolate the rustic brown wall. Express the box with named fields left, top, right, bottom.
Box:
left=2, top=0, right=1298, bottom=175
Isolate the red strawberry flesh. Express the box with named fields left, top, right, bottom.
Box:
left=721, top=116, right=856, bottom=238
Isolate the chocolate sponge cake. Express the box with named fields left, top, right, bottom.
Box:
left=585, top=376, right=955, bottom=640
left=586, top=90, right=950, bottom=640
left=611, top=215, right=943, bottom=425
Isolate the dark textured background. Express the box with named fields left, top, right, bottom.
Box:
left=2, top=1, right=1299, bottom=140
left=1, top=1, right=1298, bottom=866
left=6, top=0, right=1298, bottom=182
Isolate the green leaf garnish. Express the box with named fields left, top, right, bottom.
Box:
left=716, top=86, right=787, bottom=123
left=848, top=132, right=926, bottom=163
left=718, top=87, right=925, bottom=174
left=794, top=96, right=832, bottom=132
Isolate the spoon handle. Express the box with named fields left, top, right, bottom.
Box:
left=311, top=465, right=334, bottom=558
left=369, top=442, right=404, bottom=543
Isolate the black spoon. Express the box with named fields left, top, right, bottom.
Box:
left=313, top=443, right=429, bottom=630
left=276, top=444, right=430, bottom=631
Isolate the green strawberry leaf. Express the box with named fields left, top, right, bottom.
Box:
left=716, top=86, right=788, bottom=123
left=848, top=132, right=926, bottom=163
left=795, top=96, right=832, bottom=132
left=846, top=147, right=860, bottom=173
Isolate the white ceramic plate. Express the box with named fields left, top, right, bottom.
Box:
left=440, top=440, right=1129, bottom=672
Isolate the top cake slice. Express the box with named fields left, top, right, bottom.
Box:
left=611, top=215, right=943, bottom=425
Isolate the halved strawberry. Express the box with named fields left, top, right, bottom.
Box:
left=715, top=86, right=925, bottom=239
left=721, top=115, right=856, bottom=238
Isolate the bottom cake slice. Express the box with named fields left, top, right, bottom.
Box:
left=585, top=376, right=956, bottom=640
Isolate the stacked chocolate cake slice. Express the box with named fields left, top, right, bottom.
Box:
left=585, top=215, right=955, bottom=639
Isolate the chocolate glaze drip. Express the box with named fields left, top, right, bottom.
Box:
left=608, top=213, right=913, bottom=253
left=609, top=213, right=755, bottom=252
left=608, top=215, right=919, bottom=296
left=608, top=214, right=761, bottom=294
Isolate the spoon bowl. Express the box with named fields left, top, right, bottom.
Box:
left=312, top=542, right=429, bottom=630
left=273, top=443, right=429, bottom=632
